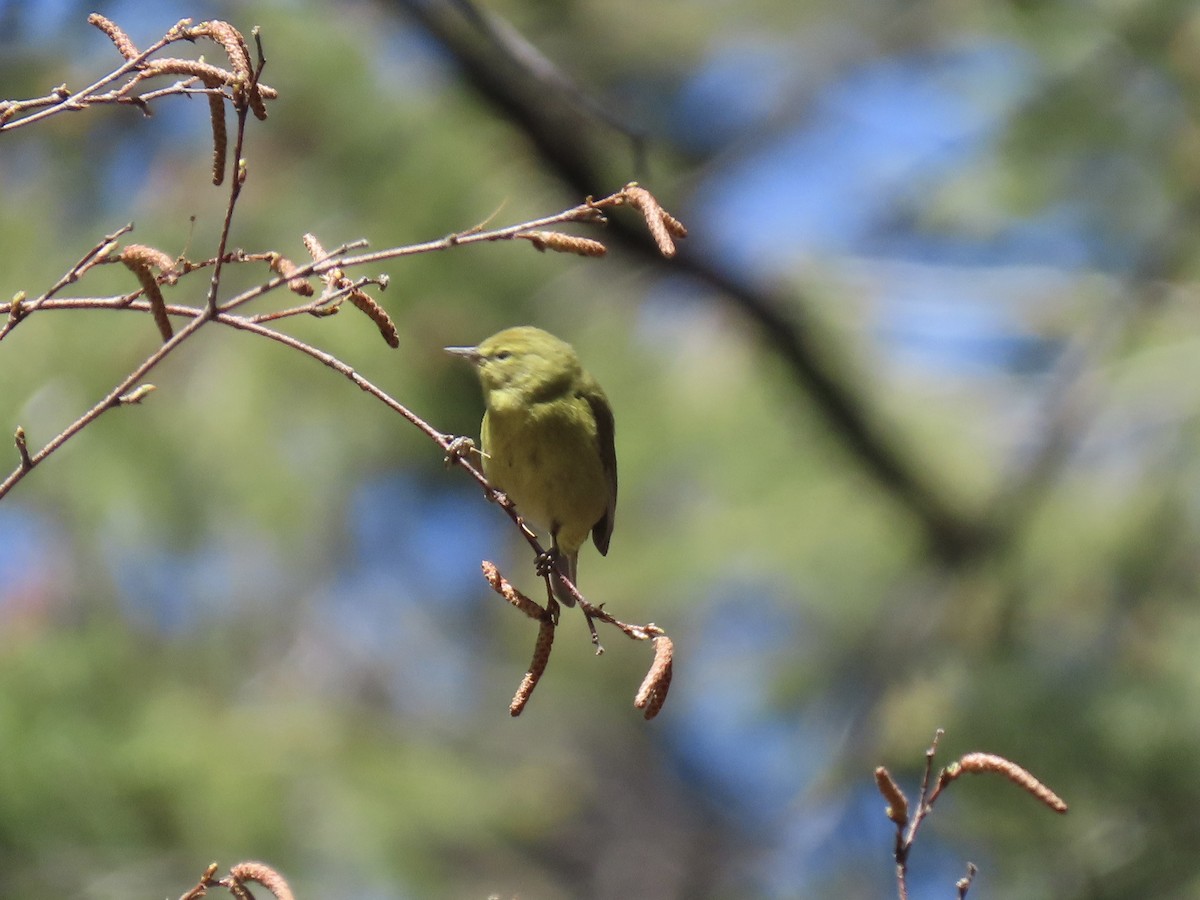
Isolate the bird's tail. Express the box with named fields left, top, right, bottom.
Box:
left=552, top=551, right=579, bottom=607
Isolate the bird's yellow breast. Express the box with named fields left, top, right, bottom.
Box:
left=481, top=388, right=609, bottom=555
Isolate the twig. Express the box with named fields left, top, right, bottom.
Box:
left=0, top=17, right=279, bottom=133
left=0, top=307, right=212, bottom=502
left=177, top=860, right=294, bottom=900
left=205, top=32, right=262, bottom=313
left=0, top=24, right=185, bottom=131
left=480, top=561, right=671, bottom=716
left=878, top=730, right=1068, bottom=900
left=0, top=224, right=131, bottom=343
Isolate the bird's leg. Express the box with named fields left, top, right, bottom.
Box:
left=582, top=607, right=604, bottom=655
left=536, top=545, right=564, bottom=624
left=536, top=534, right=575, bottom=606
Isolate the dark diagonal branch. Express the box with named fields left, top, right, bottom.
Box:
left=390, top=0, right=992, bottom=564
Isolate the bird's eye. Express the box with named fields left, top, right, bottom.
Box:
left=495, top=350, right=512, bottom=360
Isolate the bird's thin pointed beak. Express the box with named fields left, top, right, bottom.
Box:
left=444, top=345, right=482, bottom=364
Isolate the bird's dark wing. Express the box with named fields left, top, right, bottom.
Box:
left=585, top=388, right=617, bottom=556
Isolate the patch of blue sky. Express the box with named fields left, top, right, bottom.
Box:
left=315, top=472, right=503, bottom=718
left=687, top=41, right=1041, bottom=270
left=676, top=39, right=1103, bottom=375
left=0, top=504, right=56, bottom=604
left=110, top=539, right=241, bottom=634
left=664, top=582, right=825, bottom=827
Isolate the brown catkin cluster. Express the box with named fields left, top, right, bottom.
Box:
left=952, top=752, right=1068, bottom=814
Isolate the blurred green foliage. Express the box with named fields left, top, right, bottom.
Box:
left=4, top=0, right=1200, bottom=898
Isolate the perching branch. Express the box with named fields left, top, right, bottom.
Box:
left=2, top=14, right=681, bottom=717
left=0, top=182, right=680, bottom=504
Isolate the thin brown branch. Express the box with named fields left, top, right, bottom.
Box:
left=199, top=22, right=272, bottom=312
left=177, top=862, right=221, bottom=900
left=325, top=184, right=673, bottom=270
left=4, top=160, right=678, bottom=718
left=0, top=307, right=213, bottom=502
left=0, top=224, right=131, bottom=343
left=1, top=20, right=189, bottom=132
left=1, top=19, right=278, bottom=134
left=882, top=731, right=1068, bottom=900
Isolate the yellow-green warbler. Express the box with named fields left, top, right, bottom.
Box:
left=446, top=326, right=617, bottom=606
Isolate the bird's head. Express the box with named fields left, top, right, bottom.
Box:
left=445, top=326, right=580, bottom=398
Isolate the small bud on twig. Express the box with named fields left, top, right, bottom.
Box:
left=118, top=384, right=157, bottom=405
left=956, top=862, right=978, bottom=899
left=14, top=426, right=31, bottom=470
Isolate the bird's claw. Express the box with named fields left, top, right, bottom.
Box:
left=534, top=548, right=560, bottom=578
left=442, top=435, right=476, bottom=467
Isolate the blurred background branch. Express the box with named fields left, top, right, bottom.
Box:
left=4, top=1, right=1200, bottom=897
left=393, top=0, right=995, bottom=564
